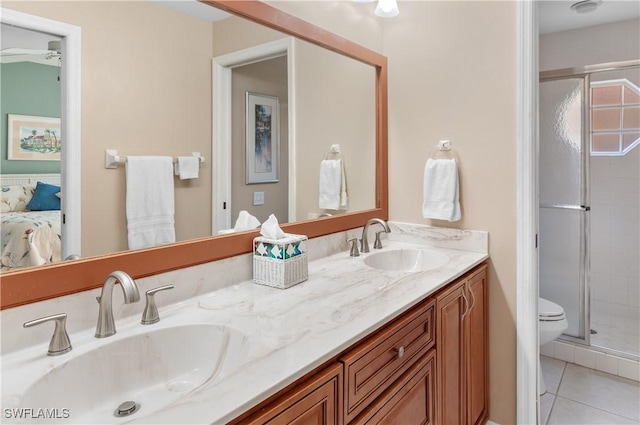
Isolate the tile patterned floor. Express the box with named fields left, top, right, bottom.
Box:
left=540, top=356, right=640, bottom=425
left=590, top=311, right=640, bottom=357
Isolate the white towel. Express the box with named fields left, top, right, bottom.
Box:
left=126, top=156, right=176, bottom=250
left=422, top=158, right=461, bottom=222
left=339, top=159, right=348, bottom=210
left=174, top=156, right=200, bottom=180
left=319, top=159, right=342, bottom=210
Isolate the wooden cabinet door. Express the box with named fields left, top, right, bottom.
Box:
left=466, top=267, right=488, bottom=425
left=435, top=280, right=467, bottom=425
left=350, top=349, right=436, bottom=425
left=238, top=363, right=344, bottom=425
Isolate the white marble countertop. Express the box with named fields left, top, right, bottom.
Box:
left=1, top=228, right=488, bottom=425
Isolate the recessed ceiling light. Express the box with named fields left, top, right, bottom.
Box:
left=570, top=0, right=603, bottom=14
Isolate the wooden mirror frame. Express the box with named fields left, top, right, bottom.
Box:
left=0, top=0, right=388, bottom=310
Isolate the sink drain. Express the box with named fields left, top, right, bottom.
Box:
left=114, top=401, right=140, bottom=417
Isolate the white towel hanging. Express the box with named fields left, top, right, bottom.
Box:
left=319, top=145, right=348, bottom=210
left=126, top=156, right=176, bottom=250
left=422, top=141, right=461, bottom=222
left=319, top=159, right=342, bottom=210
left=174, top=156, right=200, bottom=180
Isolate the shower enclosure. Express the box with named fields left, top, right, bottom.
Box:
left=539, top=75, right=590, bottom=343
left=539, top=61, right=640, bottom=360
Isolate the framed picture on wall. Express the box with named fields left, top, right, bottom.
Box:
left=246, top=92, right=279, bottom=184
left=7, top=114, right=61, bottom=161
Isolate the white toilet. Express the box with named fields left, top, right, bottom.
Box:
left=538, top=297, right=568, bottom=395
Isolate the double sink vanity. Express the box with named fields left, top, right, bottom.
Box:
left=0, top=222, right=488, bottom=425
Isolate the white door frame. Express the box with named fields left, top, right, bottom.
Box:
left=1, top=8, right=82, bottom=258
left=516, top=1, right=539, bottom=424
left=212, top=38, right=295, bottom=233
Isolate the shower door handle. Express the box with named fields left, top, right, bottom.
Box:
left=540, top=204, right=590, bottom=211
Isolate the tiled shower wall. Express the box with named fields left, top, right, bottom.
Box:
left=590, top=147, right=640, bottom=355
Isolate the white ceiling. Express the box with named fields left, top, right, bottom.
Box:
left=149, top=0, right=230, bottom=22
left=153, top=0, right=640, bottom=35
left=538, top=0, right=640, bottom=34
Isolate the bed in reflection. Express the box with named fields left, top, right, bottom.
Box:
left=0, top=174, right=62, bottom=270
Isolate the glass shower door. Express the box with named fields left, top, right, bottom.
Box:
left=539, top=76, right=590, bottom=342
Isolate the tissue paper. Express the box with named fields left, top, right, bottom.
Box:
left=217, top=210, right=261, bottom=235
left=260, top=214, right=287, bottom=240
left=235, top=210, right=261, bottom=230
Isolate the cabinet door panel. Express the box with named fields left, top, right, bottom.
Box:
left=466, top=268, right=488, bottom=425
left=436, top=281, right=466, bottom=425
left=241, top=363, right=343, bottom=425
left=351, top=349, right=436, bottom=425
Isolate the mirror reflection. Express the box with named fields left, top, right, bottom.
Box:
left=0, top=0, right=376, bottom=272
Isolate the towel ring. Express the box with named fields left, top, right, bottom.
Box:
left=324, top=144, right=345, bottom=161
left=428, top=140, right=460, bottom=162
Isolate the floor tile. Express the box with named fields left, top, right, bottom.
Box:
left=540, top=393, right=555, bottom=425
left=548, top=397, right=639, bottom=425
left=541, top=355, right=566, bottom=395
left=591, top=309, right=640, bottom=357
left=557, top=363, right=640, bottom=421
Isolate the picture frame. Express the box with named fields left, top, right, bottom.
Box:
left=7, top=114, right=61, bottom=161
left=246, top=92, right=279, bottom=184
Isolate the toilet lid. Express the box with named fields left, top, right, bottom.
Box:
left=539, top=298, right=566, bottom=319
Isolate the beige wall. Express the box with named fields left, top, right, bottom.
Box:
left=3, top=1, right=214, bottom=257
left=212, top=13, right=376, bottom=222
left=293, top=38, right=376, bottom=220
left=232, top=57, right=289, bottom=224
left=383, top=2, right=517, bottom=423
left=540, top=19, right=640, bottom=71
left=5, top=2, right=518, bottom=422
left=274, top=2, right=518, bottom=423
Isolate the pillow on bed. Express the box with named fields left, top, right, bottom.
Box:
left=25, top=181, right=61, bottom=211
left=1, top=185, right=35, bottom=213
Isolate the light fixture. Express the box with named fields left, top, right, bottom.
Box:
left=375, top=0, right=399, bottom=17
left=570, top=0, right=602, bottom=14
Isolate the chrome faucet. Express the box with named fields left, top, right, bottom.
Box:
left=95, top=271, right=140, bottom=338
left=361, top=218, right=391, bottom=253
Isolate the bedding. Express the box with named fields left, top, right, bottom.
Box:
left=1, top=183, right=62, bottom=270
left=1, top=211, right=62, bottom=270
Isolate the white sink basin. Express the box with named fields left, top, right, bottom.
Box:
left=364, top=249, right=448, bottom=272
left=16, top=324, right=247, bottom=424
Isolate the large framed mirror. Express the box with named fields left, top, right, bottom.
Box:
left=0, top=0, right=388, bottom=309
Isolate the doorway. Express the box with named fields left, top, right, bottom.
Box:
left=0, top=8, right=81, bottom=259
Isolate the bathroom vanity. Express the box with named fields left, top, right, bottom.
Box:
left=0, top=223, right=489, bottom=425
left=228, top=263, right=488, bottom=425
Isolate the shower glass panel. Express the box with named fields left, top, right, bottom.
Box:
left=539, top=77, right=589, bottom=342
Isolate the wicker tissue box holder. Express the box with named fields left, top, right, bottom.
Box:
left=253, top=234, right=308, bottom=289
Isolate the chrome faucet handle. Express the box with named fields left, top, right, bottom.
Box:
left=24, top=313, right=72, bottom=356
left=347, top=238, right=360, bottom=257
left=141, top=285, right=174, bottom=325
left=374, top=231, right=385, bottom=249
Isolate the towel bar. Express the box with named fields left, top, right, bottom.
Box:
left=105, top=149, right=205, bottom=169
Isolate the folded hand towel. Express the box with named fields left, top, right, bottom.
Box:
left=422, top=158, right=461, bottom=222
left=126, top=156, right=176, bottom=250
left=174, top=156, right=200, bottom=180
left=319, top=159, right=342, bottom=210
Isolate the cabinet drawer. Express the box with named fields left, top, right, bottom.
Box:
left=340, top=299, right=435, bottom=422
left=350, top=349, right=436, bottom=425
